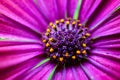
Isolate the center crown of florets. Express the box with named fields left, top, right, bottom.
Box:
left=42, top=18, right=91, bottom=64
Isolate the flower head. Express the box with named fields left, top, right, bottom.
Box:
left=0, top=0, right=120, bottom=80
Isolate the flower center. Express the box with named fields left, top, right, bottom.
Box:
left=42, top=18, right=91, bottom=65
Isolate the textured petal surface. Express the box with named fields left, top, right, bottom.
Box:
left=79, top=0, right=102, bottom=23
left=0, top=0, right=47, bottom=33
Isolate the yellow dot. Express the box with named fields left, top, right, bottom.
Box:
left=82, top=36, right=86, bottom=39
left=59, top=57, right=64, bottom=62
left=78, top=24, right=82, bottom=26
left=85, top=33, right=90, bottom=37
left=82, top=50, right=87, bottom=54
left=77, top=20, right=80, bottom=22
left=46, top=28, right=51, bottom=33
left=65, top=52, right=69, bottom=57
left=42, top=39, right=47, bottom=43
left=82, top=43, right=87, bottom=47
left=56, top=20, right=59, bottom=24
left=50, top=48, right=54, bottom=52
left=52, top=25, right=56, bottom=29
left=49, top=38, right=53, bottom=42
left=52, top=55, right=56, bottom=59
left=66, top=21, right=70, bottom=25
left=72, top=56, right=76, bottom=60
left=46, top=43, right=50, bottom=47
left=76, top=50, right=81, bottom=54
left=49, top=22, right=53, bottom=26
left=45, top=32, right=49, bottom=36
left=72, top=21, right=76, bottom=25
left=60, top=19, right=64, bottom=23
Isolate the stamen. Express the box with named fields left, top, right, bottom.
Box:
left=50, top=48, right=54, bottom=52
left=42, top=18, right=91, bottom=64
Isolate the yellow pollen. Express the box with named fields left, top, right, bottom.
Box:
left=52, top=25, right=56, bottom=29
left=65, top=52, right=69, bottom=57
left=50, top=48, right=54, bottom=52
left=82, top=36, right=86, bottom=39
left=77, top=20, right=80, bottom=22
left=76, top=50, right=81, bottom=54
left=72, top=56, right=76, bottom=60
left=45, top=32, right=49, bottom=36
left=42, top=39, right=47, bottom=43
left=85, top=33, right=90, bottom=37
left=59, top=57, right=64, bottom=62
left=49, top=38, right=53, bottom=42
left=72, top=21, right=76, bottom=25
left=82, top=50, right=87, bottom=54
left=60, top=19, right=64, bottom=23
left=46, top=28, right=51, bottom=33
left=82, top=43, right=87, bottom=47
left=66, top=21, right=70, bottom=25
left=56, top=20, right=59, bottom=24
left=49, top=22, right=53, bottom=26
left=52, top=55, right=56, bottom=59
left=78, top=24, right=82, bottom=26
left=46, top=43, right=50, bottom=47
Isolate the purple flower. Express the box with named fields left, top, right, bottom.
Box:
left=0, top=0, right=120, bottom=80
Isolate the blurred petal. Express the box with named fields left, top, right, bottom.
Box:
left=0, top=56, right=42, bottom=80
left=67, top=0, right=79, bottom=18
left=0, top=0, right=47, bottom=33
left=79, top=0, right=102, bottom=23
left=35, top=0, right=59, bottom=22
left=87, top=0, right=120, bottom=29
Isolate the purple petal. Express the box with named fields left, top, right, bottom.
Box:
left=79, top=0, right=102, bottom=23
left=87, top=0, right=120, bottom=29
left=36, top=0, right=59, bottom=22
left=91, top=15, right=120, bottom=38
left=0, top=0, right=47, bottom=33
left=67, top=0, right=78, bottom=18
left=56, top=0, right=67, bottom=18
left=0, top=57, right=41, bottom=80
left=30, top=63, right=55, bottom=80
left=0, top=43, right=43, bottom=69
left=82, top=61, right=115, bottom=80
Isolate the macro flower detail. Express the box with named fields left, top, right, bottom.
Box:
left=0, top=0, right=120, bottom=80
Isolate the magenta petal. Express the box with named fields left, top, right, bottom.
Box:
left=0, top=0, right=47, bottom=33
left=65, top=68, right=75, bottom=80
left=30, top=63, right=55, bottom=80
left=79, top=0, right=102, bottom=23
left=0, top=43, right=43, bottom=69
left=82, top=61, right=115, bottom=80
left=0, top=57, right=41, bottom=80
left=56, top=0, right=67, bottom=18
left=37, top=0, right=59, bottom=22
left=87, top=0, right=120, bottom=29
left=67, top=0, right=78, bottom=18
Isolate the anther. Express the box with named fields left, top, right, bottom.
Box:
left=52, top=25, right=57, bottom=31
left=46, top=28, right=51, bottom=33
left=65, top=52, right=69, bottom=57
left=78, top=24, right=82, bottom=27
left=82, top=36, right=86, bottom=39
left=49, top=38, right=53, bottom=42
left=66, top=21, right=70, bottom=29
left=45, top=32, right=49, bottom=36
left=42, top=39, right=47, bottom=43
left=82, top=50, right=87, bottom=54
left=85, top=33, right=90, bottom=37
left=55, top=20, right=59, bottom=25
left=72, top=55, right=76, bottom=60
left=50, top=48, right=54, bottom=52
left=52, top=55, right=56, bottom=59
left=82, top=43, right=87, bottom=47
left=59, top=57, right=64, bottom=62
left=49, top=22, right=53, bottom=26
left=60, top=19, right=64, bottom=23
left=76, top=50, right=81, bottom=54
left=46, top=43, right=50, bottom=47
